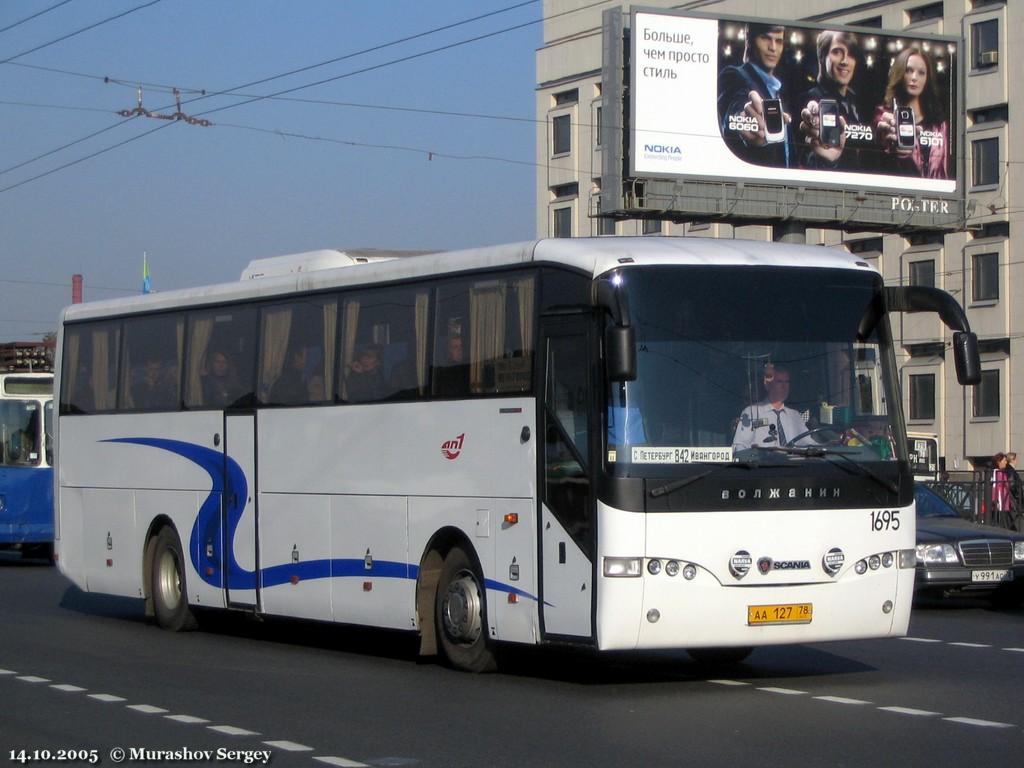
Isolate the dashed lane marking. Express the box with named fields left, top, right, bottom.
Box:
left=949, top=642, right=991, bottom=648
left=208, top=725, right=260, bottom=737
left=757, top=687, right=806, bottom=695
left=264, top=741, right=313, bottom=752
left=813, top=696, right=872, bottom=705
left=3, top=665, right=375, bottom=767
left=878, top=706, right=942, bottom=717
left=313, top=758, right=371, bottom=767
left=944, top=717, right=1016, bottom=728
left=128, top=704, right=170, bottom=714
left=165, top=714, right=210, bottom=724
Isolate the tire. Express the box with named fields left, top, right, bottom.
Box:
left=687, top=646, right=753, bottom=665
left=435, top=546, right=496, bottom=673
left=150, top=527, right=198, bottom=631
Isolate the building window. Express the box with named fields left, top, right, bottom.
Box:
left=847, top=237, right=882, bottom=255
left=971, top=104, right=1008, bottom=124
left=553, top=89, right=578, bottom=106
left=971, top=19, right=999, bottom=69
left=907, top=3, right=943, bottom=24
left=973, top=369, right=1000, bottom=418
left=597, top=216, right=616, bottom=236
left=595, top=105, right=602, bottom=148
left=909, top=374, right=936, bottom=421
left=853, top=16, right=882, bottom=28
left=552, top=114, right=571, bottom=156
left=974, top=221, right=1009, bottom=239
left=972, top=252, right=999, bottom=301
left=642, top=219, right=662, bottom=235
left=909, top=259, right=935, bottom=288
left=553, top=206, right=572, bottom=238
left=972, top=137, right=999, bottom=187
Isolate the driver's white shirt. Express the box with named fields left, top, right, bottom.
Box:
left=732, top=401, right=811, bottom=450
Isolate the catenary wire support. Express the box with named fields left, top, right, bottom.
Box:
left=117, top=86, right=212, bottom=127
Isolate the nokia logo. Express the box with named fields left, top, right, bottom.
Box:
left=644, top=144, right=682, bottom=155
left=757, top=557, right=811, bottom=574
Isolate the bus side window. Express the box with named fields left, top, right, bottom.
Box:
left=185, top=308, right=257, bottom=409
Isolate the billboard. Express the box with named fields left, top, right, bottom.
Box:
left=630, top=10, right=959, bottom=197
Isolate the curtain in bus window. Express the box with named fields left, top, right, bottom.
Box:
left=61, top=331, right=81, bottom=412
left=321, top=301, right=337, bottom=401
left=185, top=317, right=214, bottom=407
left=259, top=306, right=292, bottom=402
left=415, top=290, right=429, bottom=393
left=340, top=298, right=360, bottom=401
left=90, top=326, right=116, bottom=411
left=516, top=276, right=535, bottom=358
left=469, top=283, right=506, bottom=393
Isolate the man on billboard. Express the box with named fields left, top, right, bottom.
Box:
left=717, top=22, right=794, bottom=168
left=797, top=30, right=864, bottom=170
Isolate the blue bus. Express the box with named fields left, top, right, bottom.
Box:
left=0, top=372, right=54, bottom=561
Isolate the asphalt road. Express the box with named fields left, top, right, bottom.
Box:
left=1, top=552, right=1022, bottom=768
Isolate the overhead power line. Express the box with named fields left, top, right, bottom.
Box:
left=0, top=0, right=77, bottom=36
left=0, top=0, right=165, bottom=65
left=0, top=0, right=609, bottom=195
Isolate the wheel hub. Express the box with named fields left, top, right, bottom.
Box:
left=442, top=571, right=482, bottom=644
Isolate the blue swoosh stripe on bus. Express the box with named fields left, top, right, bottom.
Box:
left=101, top=437, right=540, bottom=603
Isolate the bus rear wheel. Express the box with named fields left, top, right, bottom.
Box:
left=151, top=527, right=197, bottom=632
left=435, top=546, right=496, bottom=673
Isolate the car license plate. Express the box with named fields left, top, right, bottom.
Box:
left=971, top=569, right=1012, bottom=583
left=747, top=603, right=812, bottom=626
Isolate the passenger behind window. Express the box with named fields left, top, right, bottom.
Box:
left=133, top=356, right=176, bottom=410
left=270, top=347, right=308, bottom=405
left=201, top=350, right=243, bottom=408
left=346, top=344, right=388, bottom=402
left=433, top=335, right=470, bottom=396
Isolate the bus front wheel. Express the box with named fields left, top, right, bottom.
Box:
left=150, top=527, right=197, bottom=632
left=435, top=546, right=496, bottom=673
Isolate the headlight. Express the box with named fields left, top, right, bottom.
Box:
left=915, top=543, right=959, bottom=565
left=1014, top=542, right=1024, bottom=563
left=604, top=557, right=642, bottom=577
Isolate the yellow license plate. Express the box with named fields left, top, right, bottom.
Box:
left=748, top=603, right=813, bottom=626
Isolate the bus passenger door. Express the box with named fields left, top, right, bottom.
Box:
left=538, top=315, right=595, bottom=641
left=224, top=412, right=259, bottom=609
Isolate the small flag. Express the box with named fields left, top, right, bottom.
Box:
left=142, top=252, right=152, bottom=294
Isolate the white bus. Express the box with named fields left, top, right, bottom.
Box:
left=54, top=238, right=979, bottom=671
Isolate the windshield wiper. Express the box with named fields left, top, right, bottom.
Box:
left=753, top=444, right=899, bottom=494
left=649, top=461, right=760, bottom=498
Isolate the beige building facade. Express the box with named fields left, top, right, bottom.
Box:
left=536, top=0, right=1017, bottom=472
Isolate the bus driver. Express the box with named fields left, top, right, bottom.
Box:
left=732, top=364, right=811, bottom=450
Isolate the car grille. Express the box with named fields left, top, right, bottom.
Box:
left=959, top=540, right=1013, bottom=568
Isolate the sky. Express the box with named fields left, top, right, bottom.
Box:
left=0, top=0, right=544, bottom=342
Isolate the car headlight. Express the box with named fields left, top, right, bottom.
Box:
left=1014, top=542, right=1024, bottom=563
left=915, top=543, right=959, bottom=565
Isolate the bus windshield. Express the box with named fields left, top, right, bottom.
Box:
left=607, top=265, right=904, bottom=491
left=0, top=399, right=43, bottom=467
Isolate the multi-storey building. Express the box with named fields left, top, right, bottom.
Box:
left=536, top=0, right=1016, bottom=472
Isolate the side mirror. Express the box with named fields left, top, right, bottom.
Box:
left=606, top=325, right=636, bottom=381
left=953, top=331, right=981, bottom=386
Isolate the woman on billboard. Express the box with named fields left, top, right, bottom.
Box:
left=872, top=46, right=949, bottom=179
